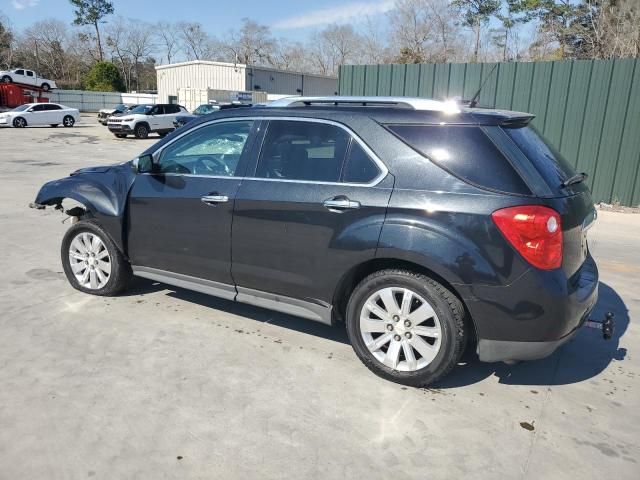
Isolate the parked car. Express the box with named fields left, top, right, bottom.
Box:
left=0, top=102, right=79, bottom=128
left=0, top=68, right=57, bottom=91
left=32, top=96, right=604, bottom=387
left=98, top=104, right=134, bottom=125
left=107, top=103, right=188, bottom=139
left=173, top=102, right=251, bottom=129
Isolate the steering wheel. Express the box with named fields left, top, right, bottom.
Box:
left=193, top=156, right=230, bottom=176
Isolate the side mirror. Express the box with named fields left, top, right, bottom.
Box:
left=132, top=154, right=154, bottom=174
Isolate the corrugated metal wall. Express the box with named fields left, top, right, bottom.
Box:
left=339, top=59, right=640, bottom=206
left=156, top=61, right=246, bottom=104
left=246, top=67, right=338, bottom=96
left=44, top=90, right=158, bottom=112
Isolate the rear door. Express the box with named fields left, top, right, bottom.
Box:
left=231, top=118, right=393, bottom=307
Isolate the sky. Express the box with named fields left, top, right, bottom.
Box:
left=2, top=0, right=395, bottom=40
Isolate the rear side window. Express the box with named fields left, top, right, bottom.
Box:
left=387, top=125, right=531, bottom=195
left=255, top=120, right=350, bottom=182
left=503, top=126, right=576, bottom=191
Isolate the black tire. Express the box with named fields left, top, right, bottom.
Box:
left=61, top=220, right=132, bottom=296
left=158, top=131, right=168, bottom=138
left=50, top=124, right=59, bottom=127
left=41, top=83, right=50, bottom=91
left=114, top=134, right=127, bottom=138
left=13, top=117, right=27, bottom=128
left=62, top=115, right=75, bottom=127
left=1, top=75, right=11, bottom=83
left=134, top=123, right=149, bottom=139
left=345, top=269, right=466, bottom=387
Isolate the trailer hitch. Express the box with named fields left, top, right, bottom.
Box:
left=584, top=312, right=615, bottom=340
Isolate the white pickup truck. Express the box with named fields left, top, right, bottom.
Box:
left=0, top=68, right=58, bottom=91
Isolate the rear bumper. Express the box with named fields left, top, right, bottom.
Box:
left=460, top=254, right=599, bottom=362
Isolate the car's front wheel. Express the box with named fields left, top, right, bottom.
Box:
left=346, top=269, right=466, bottom=387
left=13, top=117, right=27, bottom=128
left=134, top=124, right=149, bottom=139
left=61, top=220, right=131, bottom=296
left=62, top=115, right=75, bottom=127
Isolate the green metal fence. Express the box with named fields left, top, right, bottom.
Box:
left=339, top=59, right=640, bottom=206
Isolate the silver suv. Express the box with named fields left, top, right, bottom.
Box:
left=107, top=104, right=188, bottom=139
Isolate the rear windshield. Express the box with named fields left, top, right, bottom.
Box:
left=503, top=126, right=577, bottom=190
left=386, top=124, right=531, bottom=195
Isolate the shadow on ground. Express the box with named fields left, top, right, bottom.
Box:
left=125, top=279, right=629, bottom=388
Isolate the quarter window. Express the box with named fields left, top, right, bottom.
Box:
left=157, top=121, right=253, bottom=177
left=342, top=141, right=380, bottom=183
left=255, top=120, right=350, bottom=182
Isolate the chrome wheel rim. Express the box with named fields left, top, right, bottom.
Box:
left=15, top=118, right=25, bottom=127
left=360, top=287, right=442, bottom=372
left=68, top=232, right=111, bottom=289
left=64, top=117, right=74, bottom=127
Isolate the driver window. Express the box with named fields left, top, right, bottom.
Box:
left=157, top=121, right=253, bottom=177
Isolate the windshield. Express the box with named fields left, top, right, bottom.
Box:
left=128, top=105, right=152, bottom=114
left=11, top=104, right=31, bottom=112
left=194, top=104, right=220, bottom=115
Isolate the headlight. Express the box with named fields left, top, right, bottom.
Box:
left=121, top=117, right=134, bottom=122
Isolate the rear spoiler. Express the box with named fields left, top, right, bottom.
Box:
left=500, top=115, right=535, bottom=128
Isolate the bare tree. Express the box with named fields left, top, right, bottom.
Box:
left=224, top=18, right=276, bottom=65
left=0, top=13, right=15, bottom=69
left=156, top=21, right=179, bottom=64
left=123, top=23, right=155, bottom=91
left=177, top=21, right=211, bottom=61
left=311, top=24, right=363, bottom=76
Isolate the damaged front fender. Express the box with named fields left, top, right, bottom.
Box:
left=31, top=162, right=136, bottom=253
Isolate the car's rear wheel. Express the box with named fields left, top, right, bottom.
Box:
left=134, top=124, right=149, bottom=139
left=114, top=134, right=127, bottom=138
left=61, top=220, right=132, bottom=296
left=62, top=115, right=75, bottom=127
left=50, top=124, right=59, bottom=127
left=13, top=117, right=27, bottom=128
left=346, top=269, right=466, bottom=387
left=41, top=83, right=50, bottom=91
left=1, top=75, right=11, bottom=83
left=158, top=131, right=168, bottom=138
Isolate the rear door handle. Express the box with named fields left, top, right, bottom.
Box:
left=323, top=198, right=361, bottom=211
left=201, top=194, right=229, bottom=205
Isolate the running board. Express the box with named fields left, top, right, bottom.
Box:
left=132, top=266, right=332, bottom=325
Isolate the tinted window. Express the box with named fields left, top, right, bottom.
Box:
left=148, top=105, right=163, bottom=115
left=45, top=104, right=61, bottom=110
left=504, top=126, right=577, bottom=191
left=387, top=125, right=530, bottom=195
left=31, top=104, right=47, bottom=112
left=15, top=69, right=24, bottom=75
left=158, top=121, right=253, bottom=177
left=255, top=121, right=349, bottom=182
left=165, top=105, right=180, bottom=114
left=26, top=71, right=34, bottom=77
left=342, top=141, right=380, bottom=183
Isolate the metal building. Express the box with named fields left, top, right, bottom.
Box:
left=156, top=60, right=337, bottom=104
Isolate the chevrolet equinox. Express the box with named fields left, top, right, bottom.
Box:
left=32, top=96, right=601, bottom=386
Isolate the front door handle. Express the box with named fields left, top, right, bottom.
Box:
left=201, top=194, right=229, bottom=205
left=323, top=197, right=361, bottom=211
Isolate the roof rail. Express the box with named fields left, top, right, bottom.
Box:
left=267, top=96, right=461, bottom=113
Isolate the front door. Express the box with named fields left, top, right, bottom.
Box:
left=127, top=119, right=257, bottom=289
left=232, top=119, right=393, bottom=306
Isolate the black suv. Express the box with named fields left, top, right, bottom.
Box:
left=32, top=96, right=600, bottom=386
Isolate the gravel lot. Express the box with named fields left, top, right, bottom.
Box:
left=0, top=117, right=638, bottom=479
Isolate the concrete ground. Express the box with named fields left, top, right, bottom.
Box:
left=0, top=117, right=638, bottom=480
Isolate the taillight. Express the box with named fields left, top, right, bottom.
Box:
left=492, top=205, right=563, bottom=270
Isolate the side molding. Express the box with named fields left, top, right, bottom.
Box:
left=131, top=267, right=333, bottom=325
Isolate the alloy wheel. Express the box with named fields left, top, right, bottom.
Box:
left=360, top=287, right=442, bottom=372
left=68, top=232, right=111, bottom=290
